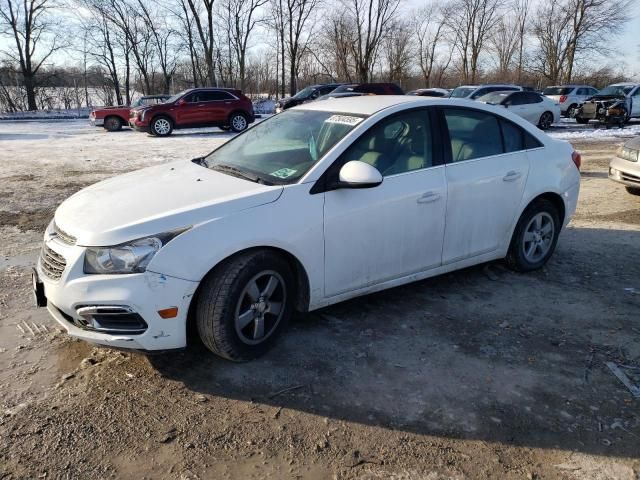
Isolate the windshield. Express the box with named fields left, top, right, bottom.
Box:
left=165, top=90, right=190, bottom=104
left=292, top=86, right=316, bottom=100
left=477, top=92, right=511, bottom=104
left=131, top=98, right=143, bottom=108
left=597, top=85, right=633, bottom=96
left=203, top=110, right=366, bottom=184
left=449, top=87, right=476, bottom=98
left=542, top=87, right=573, bottom=95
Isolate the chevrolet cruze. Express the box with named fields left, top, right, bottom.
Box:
left=34, top=96, right=581, bottom=361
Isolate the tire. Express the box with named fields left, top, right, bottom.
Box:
left=566, top=104, right=578, bottom=118
left=150, top=116, right=173, bottom=136
left=538, top=111, right=554, bottom=130
left=196, top=250, right=295, bottom=362
left=575, top=117, right=589, bottom=125
left=626, top=186, right=640, bottom=196
left=104, top=116, right=123, bottom=132
left=229, top=112, right=248, bottom=132
left=505, top=199, right=561, bottom=272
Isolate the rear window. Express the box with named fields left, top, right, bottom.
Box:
left=543, top=87, right=573, bottom=95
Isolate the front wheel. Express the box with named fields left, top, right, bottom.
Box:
left=229, top=113, right=248, bottom=132
left=538, top=111, right=554, bottom=130
left=505, top=199, right=561, bottom=272
left=150, top=116, right=173, bottom=136
left=566, top=105, right=578, bottom=118
left=196, top=251, right=294, bottom=361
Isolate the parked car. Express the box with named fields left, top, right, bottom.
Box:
left=407, top=88, right=450, bottom=97
left=275, top=84, right=343, bottom=112
left=542, top=85, right=599, bottom=118
left=129, top=88, right=254, bottom=136
left=609, top=136, right=640, bottom=196
left=449, top=84, right=522, bottom=100
left=90, top=95, right=171, bottom=132
left=316, top=92, right=368, bottom=101
left=575, top=83, right=640, bottom=126
left=34, top=96, right=580, bottom=361
left=329, top=83, right=405, bottom=95
left=478, top=90, right=561, bottom=130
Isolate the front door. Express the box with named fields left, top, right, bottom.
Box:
left=322, top=109, right=447, bottom=297
left=440, top=107, right=530, bottom=264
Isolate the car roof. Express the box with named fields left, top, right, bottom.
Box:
left=610, top=82, right=639, bottom=87
left=296, top=95, right=525, bottom=115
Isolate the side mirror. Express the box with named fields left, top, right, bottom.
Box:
left=176, top=98, right=186, bottom=106
left=337, top=161, right=383, bottom=189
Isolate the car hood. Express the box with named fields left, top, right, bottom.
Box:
left=95, top=105, right=129, bottom=111
left=54, top=160, right=283, bottom=246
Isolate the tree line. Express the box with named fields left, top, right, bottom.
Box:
left=0, top=0, right=636, bottom=111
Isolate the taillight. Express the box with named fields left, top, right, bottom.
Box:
left=559, top=95, right=567, bottom=103
left=571, top=151, right=581, bottom=170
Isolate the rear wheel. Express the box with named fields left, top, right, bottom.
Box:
left=625, top=186, right=640, bottom=196
left=506, top=199, right=561, bottom=272
left=150, top=116, right=173, bottom=136
left=538, top=111, right=554, bottom=130
left=566, top=104, right=578, bottom=118
left=229, top=112, right=248, bottom=132
left=196, top=250, right=294, bottom=361
left=104, top=116, right=123, bottom=132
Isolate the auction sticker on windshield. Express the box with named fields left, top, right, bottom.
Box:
left=271, top=168, right=298, bottom=179
left=326, top=115, right=363, bottom=126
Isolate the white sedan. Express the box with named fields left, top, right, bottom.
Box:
left=34, top=96, right=581, bottom=361
left=477, top=90, right=561, bottom=130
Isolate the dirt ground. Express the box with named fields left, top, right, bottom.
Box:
left=1, top=120, right=639, bottom=480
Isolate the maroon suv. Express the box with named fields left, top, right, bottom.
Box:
left=130, top=88, right=255, bottom=136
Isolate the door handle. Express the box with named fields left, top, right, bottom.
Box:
left=417, top=192, right=441, bottom=204
left=503, top=170, right=522, bottom=182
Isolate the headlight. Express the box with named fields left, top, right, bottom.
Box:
left=84, top=228, right=188, bottom=274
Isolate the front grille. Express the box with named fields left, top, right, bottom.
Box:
left=40, top=244, right=67, bottom=280
left=621, top=171, right=640, bottom=185
left=53, top=222, right=76, bottom=245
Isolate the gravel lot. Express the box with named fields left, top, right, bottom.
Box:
left=1, top=119, right=639, bottom=479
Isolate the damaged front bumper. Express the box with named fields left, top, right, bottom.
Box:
left=35, top=237, right=198, bottom=351
left=577, top=98, right=628, bottom=124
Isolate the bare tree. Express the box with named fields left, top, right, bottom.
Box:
left=489, top=16, right=519, bottom=79
left=413, top=2, right=450, bottom=87
left=185, top=0, right=218, bottom=86
left=222, top=0, right=267, bottom=90
left=0, top=0, right=63, bottom=110
left=514, top=0, right=529, bottom=83
left=447, top=0, right=503, bottom=83
left=384, top=20, right=411, bottom=84
left=343, top=0, right=400, bottom=82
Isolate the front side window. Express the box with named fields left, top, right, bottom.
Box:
left=338, top=110, right=433, bottom=176
left=444, top=108, right=503, bottom=162
left=203, top=110, right=365, bottom=184
left=450, top=87, right=477, bottom=98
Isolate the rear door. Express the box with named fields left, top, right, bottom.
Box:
left=200, top=90, right=236, bottom=124
left=440, top=107, right=530, bottom=263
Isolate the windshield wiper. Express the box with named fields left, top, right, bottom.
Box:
left=211, top=164, right=267, bottom=184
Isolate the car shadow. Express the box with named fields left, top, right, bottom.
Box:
left=149, top=226, right=640, bottom=458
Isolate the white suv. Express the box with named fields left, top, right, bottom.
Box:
left=542, top=85, right=599, bottom=118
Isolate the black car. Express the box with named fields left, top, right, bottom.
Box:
left=275, top=84, right=343, bottom=112
left=330, top=83, right=405, bottom=95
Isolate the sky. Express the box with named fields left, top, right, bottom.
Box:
left=1, top=0, right=640, bottom=81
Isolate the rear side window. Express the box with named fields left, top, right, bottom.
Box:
left=525, top=92, right=543, bottom=103
left=443, top=109, right=503, bottom=161
left=201, top=91, right=235, bottom=101
left=443, top=108, right=542, bottom=161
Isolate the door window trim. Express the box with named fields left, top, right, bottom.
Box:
left=310, top=106, right=443, bottom=194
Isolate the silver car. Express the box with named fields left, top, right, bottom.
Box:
left=543, top=85, right=599, bottom=118
left=609, top=136, right=640, bottom=195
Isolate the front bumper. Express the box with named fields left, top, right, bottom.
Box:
left=129, top=118, right=150, bottom=132
left=36, top=237, right=198, bottom=351
left=609, top=156, right=640, bottom=188
left=90, top=117, right=104, bottom=127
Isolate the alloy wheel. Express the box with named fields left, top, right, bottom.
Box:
left=234, top=270, right=286, bottom=345
left=231, top=115, right=247, bottom=131
left=154, top=118, right=171, bottom=135
left=522, top=212, right=555, bottom=263
left=539, top=112, right=553, bottom=129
